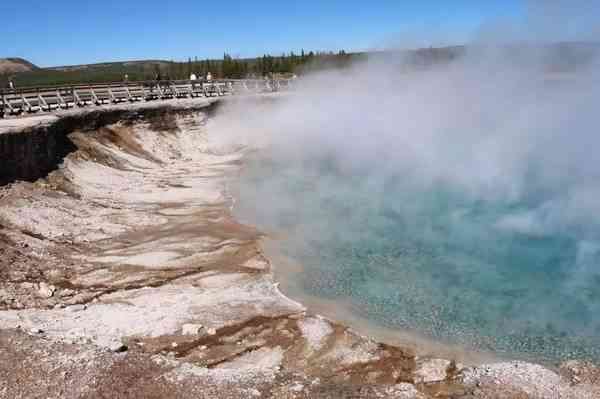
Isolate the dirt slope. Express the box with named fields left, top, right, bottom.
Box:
left=0, top=58, right=38, bottom=74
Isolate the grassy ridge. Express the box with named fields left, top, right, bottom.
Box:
left=1, top=51, right=366, bottom=88
left=0, top=47, right=457, bottom=88
left=2, top=43, right=596, bottom=88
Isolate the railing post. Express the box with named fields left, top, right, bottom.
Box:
left=37, top=88, right=43, bottom=111
left=1, top=89, right=4, bottom=118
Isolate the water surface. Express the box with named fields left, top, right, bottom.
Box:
left=234, top=154, right=600, bottom=362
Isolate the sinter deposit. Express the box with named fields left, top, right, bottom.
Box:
left=0, top=101, right=599, bottom=398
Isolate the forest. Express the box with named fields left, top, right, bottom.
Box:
left=1, top=50, right=363, bottom=87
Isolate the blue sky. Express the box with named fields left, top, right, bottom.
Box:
left=2, top=1, right=526, bottom=67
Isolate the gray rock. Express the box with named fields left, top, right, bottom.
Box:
left=290, top=382, right=304, bottom=392
left=0, top=289, right=13, bottom=302
left=108, top=341, right=128, bottom=353
left=248, top=389, right=261, bottom=397
left=386, top=383, right=426, bottom=399
left=181, top=323, right=203, bottom=335
left=59, top=288, right=75, bottom=298
left=414, top=358, right=451, bottom=383
left=37, top=282, right=56, bottom=298
left=66, top=304, right=87, bottom=312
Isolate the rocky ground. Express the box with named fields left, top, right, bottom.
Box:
left=0, top=101, right=599, bottom=398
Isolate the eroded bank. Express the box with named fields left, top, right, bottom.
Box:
left=0, top=100, right=598, bottom=398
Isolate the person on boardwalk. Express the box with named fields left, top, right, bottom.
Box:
left=154, top=71, right=162, bottom=94
left=8, top=79, right=14, bottom=90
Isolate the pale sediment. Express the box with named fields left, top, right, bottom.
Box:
left=0, top=99, right=598, bottom=398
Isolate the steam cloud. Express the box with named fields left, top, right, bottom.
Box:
left=210, top=0, right=600, bottom=358
left=217, top=43, right=600, bottom=235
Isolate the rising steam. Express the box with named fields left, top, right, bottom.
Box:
left=210, top=1, right=600, bottom=360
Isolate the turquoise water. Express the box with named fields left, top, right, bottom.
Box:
left=235, top=155, right=600, bottom=362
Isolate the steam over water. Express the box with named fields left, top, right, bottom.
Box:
left=219, top=38, right=600, bottom=362
left=236, top=155, right=600, bottom=362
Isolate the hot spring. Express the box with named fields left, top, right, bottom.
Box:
left=234, top=154, right=600, bottom=363
left=220, top=48, right=600, bottom=363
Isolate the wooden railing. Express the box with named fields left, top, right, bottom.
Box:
left=0, top=78, right=295, bottom=118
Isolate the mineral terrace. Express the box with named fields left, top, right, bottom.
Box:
left=0, top=98, right=599, bottom=398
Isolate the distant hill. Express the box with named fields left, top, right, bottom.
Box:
left=1, top=59, right=175, bottom=87
left=46, top=59, right=172, bottom=72
left=1, top=42, right=598, bottom=88
left=0, top=58, right=38, bottom=74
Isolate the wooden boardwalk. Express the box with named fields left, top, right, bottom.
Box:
left=1, top=78, right=294, bottom=118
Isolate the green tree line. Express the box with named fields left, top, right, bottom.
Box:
left=1, top=49, right=361, bottom=88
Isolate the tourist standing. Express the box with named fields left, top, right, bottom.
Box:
left=190, top=73, right=197, bottom=90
